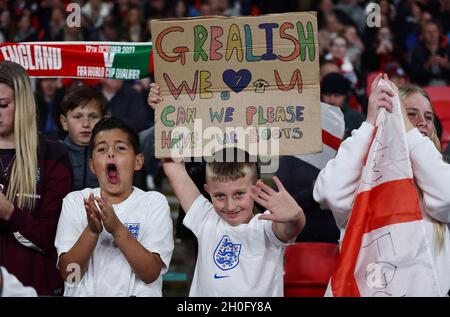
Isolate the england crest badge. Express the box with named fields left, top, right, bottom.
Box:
left=213, top=235, right=241, bottom=271
left=125, top=223, right=140, bottom=239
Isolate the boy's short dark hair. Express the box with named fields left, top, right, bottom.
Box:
left=321, top=72, right=350, bottom=96
left=89, top=117, right=141, bottom=157
left=205, top=147, right=260, bottom=184
left=61, top=86, right=107, bottom=116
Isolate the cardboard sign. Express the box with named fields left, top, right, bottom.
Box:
left=151, top=12, right=321, bottom=158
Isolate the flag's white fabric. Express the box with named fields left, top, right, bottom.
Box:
left=354, top=221, right=440, bottom=296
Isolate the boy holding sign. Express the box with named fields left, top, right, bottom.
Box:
left=149, top=85, right=305, bottom=296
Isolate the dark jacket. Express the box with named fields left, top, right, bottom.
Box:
left=341, top=103, right=365, bottom=139
left=276, top=156, right=340, bottom=244
left=139, top=125, right=155, bottom=163
left=105, top=83, right=152, bottom=133
left=410, top=40, right=450, bottom=86
left=63, top=136, right=99, bottom=191
left=35, top=88, right=65, bottom=140
left=0, top=138, right=72, bottom=295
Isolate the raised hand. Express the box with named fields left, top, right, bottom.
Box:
left=366, top=73, right=394, bottom=127
left=147, top=83, right=163, bottom=109
left=250, top=176, right=304, bottom=223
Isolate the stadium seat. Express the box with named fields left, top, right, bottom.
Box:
left=432, top=99, right=450, bottom=151
left=424, top=86, right=450, bottom=151
left=365, top=71, right=379, bottom=98
left=424, top=86, right=450, bottom=102
left=284, top=242, right=339, bottom=297
left=348, top=94, right=363, bottom=112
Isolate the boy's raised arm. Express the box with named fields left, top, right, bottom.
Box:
left=58, top=194, right=103, bottom=283
left=148, top=84, right=201, bottom=212
left=250, top=176, right=306, bottom=243
left=162, top=158, right=201, bottom=213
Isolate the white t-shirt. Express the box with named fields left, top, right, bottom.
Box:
left=184, top=195, right=288, bottom=297
left=55, top=187, right=174, bottom=297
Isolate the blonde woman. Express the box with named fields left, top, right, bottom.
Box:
left=313, top=74, right=450, bottom=296
left=0, top=61, right=72, bottom=296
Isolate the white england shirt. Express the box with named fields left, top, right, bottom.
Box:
left=55, top=187, right=174, bottom=297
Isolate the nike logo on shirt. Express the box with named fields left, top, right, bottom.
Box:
left=214, top=273, right=229, bottom=279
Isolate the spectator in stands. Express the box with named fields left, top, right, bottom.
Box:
left=0, top=61, right=72, bottom=296
left=168, top=0, right=188, bottom=18
left=144, top=0, right=168, bottom=20
left=379, top=0, right=398, bottom=28
left=334, top=0, right=366, bottom=34
left=56, top=117, right=174, bottom=296
left=403, top=9, right=435, bottom=52
left=344, top=26, right=364, bottom=71
left=124, top=5, right=145, bottom=42
left=12, top=12, right=37, bottom=42
left=317, top=0, right=334, bottom=29
left=60, top=81, right=156, bottom=192
left=41, top=6, right=65, bottom=41
left=397, top=0, right=425, bottom=52
left=363, top=26, right=400, bottom=73
left=0, top=10, right=11, bottom=41
left=35, top=78, right=65, bottom=140
left=11, top=0, right=36, bottom=18
left=320, top=59, right=340, bottom=80
left=325, top=34, right=358, bottom=87
left=101, top=79, right=158, bottom=190
left=318, top=12, right=345, bottom=57
left=111, top=0, right=130, bottom=21
left=321, top=72, right=365, bottom=139
left=64, top=23, right=86, bottom=42
left=163, top=146, right=305, bottom=296
left=199, top=1, right=214, bottom=16
left=382, top=62, right=444, bottom=143
left=385, top=62, right=409, bottom=88
left=82, top=0, right=112, bottom=30
left=60, top=86, right=106, bottom=191
left=410, top=21, right=450, bottom=86
left=208, top=0, right=236, bottom=16
left=99, top=79, right=152, bottom=133
left=99, top=19, right=122, bottom=42
left=314, top=76, right=450, bottom=296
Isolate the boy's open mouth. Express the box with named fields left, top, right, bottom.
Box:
left=106, top=163, right=119, bottom=184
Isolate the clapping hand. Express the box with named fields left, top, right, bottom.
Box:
left=84, top=193, right=103, bottom=234
left=93, top=192, right=123, bottom=237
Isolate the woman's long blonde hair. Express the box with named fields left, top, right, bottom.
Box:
left=399, top=84, right=446, bottom=250
left=0, top=61, right=38, bottom=211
